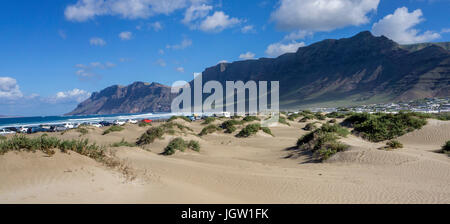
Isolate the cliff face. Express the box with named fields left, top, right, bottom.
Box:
left=66, top=82, right=176, bottom=115
left=67, top=31, right=450, bottom=115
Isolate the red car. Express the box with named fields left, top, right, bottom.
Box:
left=142, top=119, right=152, bottom=123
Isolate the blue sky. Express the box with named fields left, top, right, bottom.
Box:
left=0, top=0, right=449, bottom=116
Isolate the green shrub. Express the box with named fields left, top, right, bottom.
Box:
left=328, top=119, right=337, bottom=123
left=243, top=116, right=260, bottom=122
left=202, top=117, right=216, bottom=125
left=138, top=121, right=152, bottom=127
left=261, top=127, right=274, bottom=136
left=103, top=126, right=124, bottom=135
left=221, top=120, right=243, bottom=133
left=168, top=116, right=191, bottom=123
left=0, top=136, right=6, bottom=141
left=187, top=140, right=200, bottom=152
left=163, top=138, right=200, bottom=155
left=326, top=112, right=346, bottom=119
left=386, top=140, right=403, bottom=149
left=136, top=127, right=165, bottom=146
left=299, top=114, right=315, bottom=123
left=236, top=123, right=261, bottom=138
left=442, top=141, right=450, bottom=154
left=278, top=117, right=290, bottom=126
left=303, top=123, right=317, bottom=131
left=314, top=112, right=326, bottom=120
left=77, top=127, right=89, bottom=135
left=111, top=138, right=136, bottom=147
left=160, top=122, right=193, bottom=132
left=199, top=125, right=221, bottom=136
left=344, top=112, right=427, bottom=142
left=287, top=113, right=301, bottom=121
left=297, top=124, right=350, bottom=161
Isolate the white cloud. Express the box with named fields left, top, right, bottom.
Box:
left=182, top=4, right=212, bottom=25
left=199, top=11, right=241, bottom=32
left=166, top=38, right=192, bottom=50
left=156, top=59, right=167, bottom=67
left=65, top=0, right=192, bottom=22
left=241, top=25, right=255, bottom=33
left=239, top=52, right=255, bottom=60
left=441, top=28, right=450, bottom=33
left=149, top=21, right=163, bottom=31
left=265, top=41, right=305, bottom=57
left=283, top=30, right=313, bottom=41
left=176, top=67, right=185, bottom=73
left=372, top=7, right=441, bottom=44
left=271, top=0, right=379, bottom=31
left=218, top=60, right=228, bottom=64
left=119, top=31, right=133, bottom=40
left=90, top=37, right=106, bottom=46
left=0, top=77, right=23, bottom=99
left=54, top=89, right=91, bottom=103
left=74, top=61, right=115, bottom=81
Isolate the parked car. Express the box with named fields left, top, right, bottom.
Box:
left=0, top=129, right=16, bottom=136
left=52, top=126, right=68, bottom=132
left=63, top=123, right=75, bottom=129
left=28, top=127, right=50, bottom=134
left=19, top=127, right=29, bottom=133
left=91, top=123, right=102, bottom=128
left=99, top=121, right=113, bottom=127
left=114, top=120, right=126, bottom=126
left=126, top=119, right=138, bottom=124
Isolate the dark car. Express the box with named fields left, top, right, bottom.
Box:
left=99, top=121, right=113, bottom=126
left=28, top=127, right=51, bottom=134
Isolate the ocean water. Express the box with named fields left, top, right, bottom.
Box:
left=0, top=112, right=174, bottom=129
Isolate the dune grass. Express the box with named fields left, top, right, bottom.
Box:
left=278, top=117, right=290, bottom=126
left=168, top=116, right=191, bottom=123
left=297, top=123, right=350, bottom=161
left=385, top=140, right=403, bottom=150
left=344, top=112, right=427, bottom=142
left=243, top=116, right=260, bottom=122
left=103, top=126, right=125, bottom=135
left=162, top=138, right=200, bottom=156
left=202, top=117, right=216, bottom=125
left=199, top=125, right=221, bottom=136
left=303, top=123, right=318, bottom=131
left=442, top=141, right=450, bottom=155
left=236, top=123, right=274, bottom=138
left=221, top=120, right=243, bottom=134
left=136, top=122, right=193, bottom=146
left=111, top=138, right=136, bottom=147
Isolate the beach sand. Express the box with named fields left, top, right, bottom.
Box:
left=1, top=118, right=449, bottom=204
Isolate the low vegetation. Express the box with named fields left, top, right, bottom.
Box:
left=243, top=116, right=260, bottom=122
left=103, top=125, right=125, bottom=135
left=442, top=141, right=450, bottom=155
left=111, top=138, right=136, bottom=147
left=236, top=123, right=273, bottom=138
left=199, top=125, right=221, bottom=136
left=303, top=123, right=317, bottom=131
left=138, top=121, right=152, bottom=127
left=202, top=117, right=216, bottom=125
left=314, top=112, right=326, bottom=120
left=344, top=112, right=427, bottom=142
left=168, top=116, right=191, bottom=123
left=221, top=120, right=243, bottom=134
left=299, top=114, right=315, bottom=123
left=136, top=126, right=166, bottom=146
left=278, top=117, right=290, bottom=126
left=0, top=136, right=6, bottom=141
left=297, top=123, right=350, bottom=161
left=77, top=127, right=89, bottom=135
left=384, top=140, right=403, bottom=150
left=136, top=122, right=193, bottom=146
left=0, top=135, right=108, bottom=163
left=326, top=112, right=346, bottom=119
left=162, top=138, right=200, bottom=156
left=287, top=113, right=301, bottom=121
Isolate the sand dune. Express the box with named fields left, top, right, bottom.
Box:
left=1, top=118, right=449, bottom=204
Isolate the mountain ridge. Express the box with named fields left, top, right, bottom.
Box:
left=67, top=31, right=450, bottom=115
